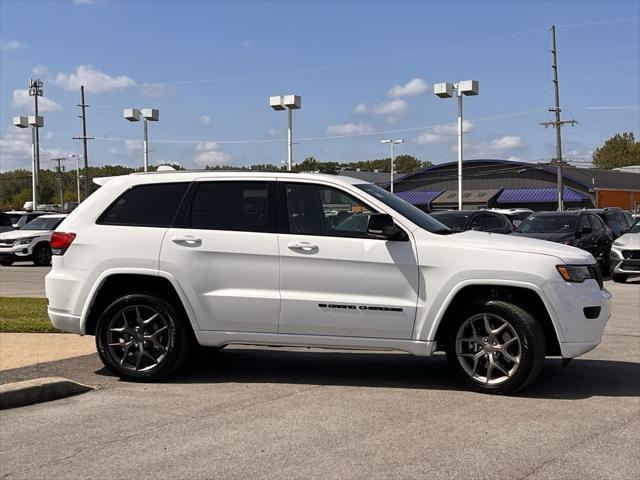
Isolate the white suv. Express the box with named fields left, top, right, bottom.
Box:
left=46, top=172, right=611, bottom=394
left=0, top=214, right=67, bottom=266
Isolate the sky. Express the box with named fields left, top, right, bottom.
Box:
left=0, top=0, right=639, bottom=172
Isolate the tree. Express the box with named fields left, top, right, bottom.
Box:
left=592, top=132, right=640, bottom=170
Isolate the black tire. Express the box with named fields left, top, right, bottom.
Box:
left=32, top=244, right=52, bottom=266
left=445, top=300, right=546, bottom=395
left=0, top=258, right=14, bottom=266
left=612, top=273, right=627, bottom=283
left=96, top=293, right=192, bottom=381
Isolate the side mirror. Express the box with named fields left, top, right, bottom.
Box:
left=367, top=213, right=397, bottom=239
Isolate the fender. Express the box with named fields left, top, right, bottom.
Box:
left=79, top=267, right=201, bottom=333
left=423, top=278, right=565, bottom=344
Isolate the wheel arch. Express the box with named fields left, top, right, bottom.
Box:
left=431, top=281, right=562, bottom=356
left=82, top=271, right=200, bottom=337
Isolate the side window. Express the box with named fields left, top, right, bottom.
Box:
left=605, top=212, right=621, bottom=231
left=469, top=215, right=485, bottom=231
left=189, top=182, right=269, bottom=232
left=589, top=214, right=605, bottom=231
left=622, top=211, right=634, bottom=227
left=99, top=183, right=189, bottom=227
left=0, top=213, right=11, bottom=227
left=616, top=212, right=629, bottom=228
left=579, top=215, right=591, bottom=232
left=483, top=214, right=502, bottom=231
left=284, top=183, right=375, bottom=237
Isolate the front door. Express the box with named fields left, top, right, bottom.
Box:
left=160, top=180, right=280, bottom=333
left=277, top=181, right=420, bottom=339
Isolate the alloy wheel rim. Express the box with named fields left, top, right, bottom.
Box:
left=455, top=313, right=522, bottom=385
left=106, top=305, right=172, bottom=372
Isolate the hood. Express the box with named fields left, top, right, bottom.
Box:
left=613, top=232, right=640, bottom=250
left=0, top=229, right=50, bottom=240
left=452, top=230, right=593, bottom=264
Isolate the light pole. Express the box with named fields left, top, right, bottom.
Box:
left=434, top=80, right=479, bottom=210
left=13, top=114, right=43, bottom=210
left=69, top=154, right=83, bottom=202
left=123, top=108, right=159, bottom=172
left=269, top=95, right=301, bottom=171
left=380, top=139, right=404, bottom=193
left=29, top=79, right=43, bottom=183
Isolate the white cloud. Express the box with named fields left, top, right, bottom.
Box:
left=326, top=122, right=373, bottom=136
left=108, top=148, right=118, bottom=154
left=0, top=128, right=71, bottom=171
left=1, top=39, right=27, bottom=51
left=199, top=115, right=211, bottom=126
left=355, top=99, right=409, bottom=122
left=125, top=139, right=143, bottom=152
left=32, top=65, right=49, bottom=76
left=414, top=120, right=474, bottom=144
left=457, top=135, right=527, bottom=157
left=54, top=65, right=135, bottom=93
left=354, top=103, right=368, bottom=114
left=387, top=78, right=428, bottom=97
left=12, top=89, right=63, bottom=112
left=43, top=131, right=55, bottom=140
left=194, top=142, right=232, bottom=167
left=491, top=135, right=525, bottom=150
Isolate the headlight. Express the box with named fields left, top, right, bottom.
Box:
left=613, top=241, right=624, bottom=247
left=13, top=237, right=35, bottom=246
left=610, top=249, right=621, bottom=258
left=556, top=265, right=595, bottom=283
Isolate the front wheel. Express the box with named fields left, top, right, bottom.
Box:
left=445, top=300, right=546, bottom=395
left=32, top=244, right=52, bottom=266
left=96, top=293, right=192, bottom=381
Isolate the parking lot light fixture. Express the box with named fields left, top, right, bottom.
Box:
left=380, top=139, right=404, bottom=193
left=124, top=108, right=159, bottom=172
left=434, top=80, right=479, bottom=210
left=270, top=95, right=301, bottom=171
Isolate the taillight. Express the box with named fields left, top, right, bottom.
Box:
left=50, top=232, right=76, bottom=255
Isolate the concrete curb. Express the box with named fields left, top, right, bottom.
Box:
left=0, top=377, right=93, bottom=410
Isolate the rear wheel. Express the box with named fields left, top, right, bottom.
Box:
left=612, top=273, right=627, bottom=283
left=32, top=244, right=52, bottom=266
left=96, top=293, right=192, bottom=381
left=445, top=300, right=546, bottom=395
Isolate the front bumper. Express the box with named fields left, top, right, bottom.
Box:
left=543, top=278, right=612, bottom=358
left=0, top=243, right=34, bottom=258
left=610, top=256, right=640, bottom=276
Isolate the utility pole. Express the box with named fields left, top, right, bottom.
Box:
left=28, top=79, right=44, bottom=187
left=73, top=86, right=93, bottom=197
left=540, top=25, right=577, bottom=211
left=51, top=157, right=67, bottom=208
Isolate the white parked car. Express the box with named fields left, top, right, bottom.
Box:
left=490, top=208, right=534, bottom=227
left=0, top=214, right=67, bottom=266
left=46, top=172, right=611, bottom=394
left=609, top=221, right=640, bottom=283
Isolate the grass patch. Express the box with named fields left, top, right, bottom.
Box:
left=0, top=297, right=60, bottom=333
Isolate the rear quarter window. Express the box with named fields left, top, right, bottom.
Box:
left=98, top=183, right=189, bottom=227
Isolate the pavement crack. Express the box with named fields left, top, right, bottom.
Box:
left=515, top=413, right=638, bottom=480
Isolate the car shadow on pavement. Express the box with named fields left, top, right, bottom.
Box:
left=151, top=347, right=640, bottom=400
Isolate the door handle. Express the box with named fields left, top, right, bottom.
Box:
left=287, top=241, right=318, bottom=252
left=171, top=235, right=202, bottom=247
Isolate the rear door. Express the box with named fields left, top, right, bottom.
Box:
left=160, top=180, right=280, bottom=333
left=277, top=180, right=419, bottom=339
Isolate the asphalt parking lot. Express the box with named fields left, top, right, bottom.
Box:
left=0, top=270, right=638, bottom=479
left=0, top=264, right=50, bottom=297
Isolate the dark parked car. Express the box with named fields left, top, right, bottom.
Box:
left=429, top=210, right=513, bottom=234
left=512, top=211, right=613, bottom=268
left=584, top=208, right=635, bottom=238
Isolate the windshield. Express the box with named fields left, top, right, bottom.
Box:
left=21, top=217, right=64, bottom=231
left=630, top=221, right=640, bottom=233
left=429, top=212, right=471, bottom=232
left=517, top=215, right=577, bottom=233
left=355, top=184, right=452, bottom=234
